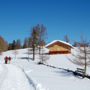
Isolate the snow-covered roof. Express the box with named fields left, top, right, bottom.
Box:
left=45, top=40, right=73, bottom=48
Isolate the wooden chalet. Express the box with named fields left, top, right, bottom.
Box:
left=45, top=40, right=73, bottom=54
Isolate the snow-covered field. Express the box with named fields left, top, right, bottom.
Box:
left=0, top=48, right=90, bottom=90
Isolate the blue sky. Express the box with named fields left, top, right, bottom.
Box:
left=0, top=0, right=90, bottom=44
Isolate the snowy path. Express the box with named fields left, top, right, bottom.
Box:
left=0, top=65, right=8, bottom=89
left=0, top=64, right=34, bottom=90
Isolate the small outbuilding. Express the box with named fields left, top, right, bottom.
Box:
left=45, top=40, right=73, bottom=54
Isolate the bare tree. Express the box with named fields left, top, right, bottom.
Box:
left=29, top=24, right=47, bottom=60
left=38, top=46, right=50, bottom=64
left=68, top=37, right=90, bottom=75
left=13, top=49, right=18, bottom=59
left=26, top=48, right=32, bottom=61
left=0, top=36, right=8, bottom=52
left=0, top=49, right=2, bottom=56
left=30, top=26, right=39, bottom=60
left=73, top=41, right=79, bottom=47
left=38, top=24, right=47, bottom=55
left=64, top=35, right=70, bottom=43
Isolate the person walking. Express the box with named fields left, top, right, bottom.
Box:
left=5, top=56, right=8, bottom=64
left=8, top=56, right=11, bottom=64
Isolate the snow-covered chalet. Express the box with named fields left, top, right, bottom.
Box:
left=45, top=40, right=73, bottom=54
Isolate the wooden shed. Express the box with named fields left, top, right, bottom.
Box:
left=45, top=40, right=73, bottom=54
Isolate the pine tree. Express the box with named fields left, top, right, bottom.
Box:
left=23, top=38, right=28, bottom=48
left=15, top=39, right=22, bottom=49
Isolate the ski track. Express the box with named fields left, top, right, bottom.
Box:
left=20, top=67, right=37, bottom=90
left=0, top=64, right=45, bottom=90
left=20, top=66, right=46, bottom=90
left=24, top=69, right=47, bottom=90
left=0, top=64, right=8, bottom=89
left=0, top=64, right=35, bottom=90
left=24, top=70, right=37, bottom=90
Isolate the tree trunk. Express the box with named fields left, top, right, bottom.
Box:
left=39, top=47, right=41, bottom=55
left=32, top=45, right=35, bottom=60
left=84, top=47, right=87, bottom=75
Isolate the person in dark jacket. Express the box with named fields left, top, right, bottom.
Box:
left=5, top=56, right=8, bottom=64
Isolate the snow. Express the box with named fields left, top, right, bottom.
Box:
left=45, top=40, right=73, bottom=47
left=0, top=64, right=34, bottom=90
left=0, top=48, right=90, bottom=90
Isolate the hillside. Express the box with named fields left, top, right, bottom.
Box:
left=0, top=48, right=90, bottom=90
